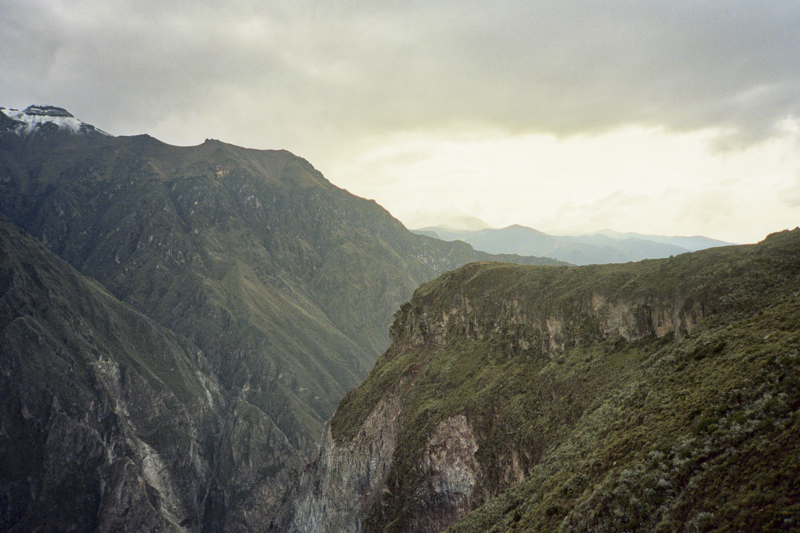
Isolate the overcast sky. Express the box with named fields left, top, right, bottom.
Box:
left=3, top=0, right=799, bottom=243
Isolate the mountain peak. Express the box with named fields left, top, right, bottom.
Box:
left=21, top=105, right=74, bottom=118
left=416, top=216, right=492, bottom=232
left=1, top=105, right=110, bottom=137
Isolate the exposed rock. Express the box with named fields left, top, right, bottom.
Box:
left=285, top=229, right=800, bottom=532
left=0, top=220, right=223, bottom=532
left=285, top=392, right=403, bottom=533
left=411, top=415, right=480, bottom=533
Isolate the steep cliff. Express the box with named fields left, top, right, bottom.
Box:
left=0, top=125, right=560, bottom=453
left=0, top=219, right=230, bottom=531
left=286, top=229, right=800, bottom=532
left=0, top=106, right=563, bottom=531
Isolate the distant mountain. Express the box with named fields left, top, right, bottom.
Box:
left=436, top=216, right=492, bottom=231
left=414, top=223, right=733, bottom=265
left=0, top=105, right=563, bottom=531
left=413, top=217, right=492, bottom=241
left=588, top=228, right=733, bottom=252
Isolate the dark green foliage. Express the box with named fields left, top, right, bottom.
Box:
left=330, top=229, right=800, bottom=533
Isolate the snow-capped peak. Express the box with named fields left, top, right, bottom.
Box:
left=1, top=105, right=111, bottom=137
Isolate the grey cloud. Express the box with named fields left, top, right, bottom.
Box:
left=2, top=0, right=799, bottom=151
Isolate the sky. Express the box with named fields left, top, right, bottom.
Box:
left=2, top=0, right=799, bottom=243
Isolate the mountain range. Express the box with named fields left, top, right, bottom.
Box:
left=414, top=223, right=732, bottom=265
left=0, top=105, right=560, bottom=531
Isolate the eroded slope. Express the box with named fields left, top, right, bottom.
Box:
left=287, top=229, right=800, bottom=532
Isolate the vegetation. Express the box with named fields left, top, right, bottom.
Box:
left=329, top=229, right=800, bottom=532
left=0, top=219, right=223, bottom=531
left=449, top=295, right=800, bottom=532
left=0, top=131, right=563, bottom=456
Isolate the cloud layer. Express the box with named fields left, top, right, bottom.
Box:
left=5, top=1, right=799, bottom=143
left=2, top=0, right=799, bottom=242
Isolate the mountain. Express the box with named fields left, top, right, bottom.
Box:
left=280, top=229, right=800, bottom=532
left=0, top=105, right=563, bottom=531
left=589, top=229, right=732, bottom=252
left=1, top=105, right=110, bottom=137
left=414, top=223, right=733, bottom=265
left=412, top=218, right=491, bottom=242
left=0, top=218, right=227, bottom=531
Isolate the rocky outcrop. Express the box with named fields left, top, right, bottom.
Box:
left=284, top=230, right=800, bottom=532
left=390, top=261, right=715, bottom=361
left=285, top=398, right=480, bottom=533
left=287, top=393, right=403, bottom=533
left=410, top=415, right=480, bottom=533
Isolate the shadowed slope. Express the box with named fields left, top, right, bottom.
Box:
left=0, top=219, right=233, bottom=532
left=0, top=115, right=563, bottom=530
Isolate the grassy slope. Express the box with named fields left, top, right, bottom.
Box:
left=0, top=219, right=210, bottom=406
left=330, top=229, right=800, bottom=532
left=449, top=296, right=800, bottom=532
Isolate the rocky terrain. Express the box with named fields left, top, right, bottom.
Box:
left=0, top=219, right=227, bottom=531
left=0, top=105, right=561, bottom=531
left=3, top=105, right=798, bottom=532
left=281, top=229, right=800, bottom=532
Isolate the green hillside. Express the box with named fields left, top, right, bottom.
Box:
left=0, top=130, right=559, bottom=452
left=0, top=219, right=228, bottom=531
left=326, top=229, right=800, bottom=532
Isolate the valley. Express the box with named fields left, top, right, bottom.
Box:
left=0, top=106, right=559, bottom=531
left=1, top=106, right=797, bottom=532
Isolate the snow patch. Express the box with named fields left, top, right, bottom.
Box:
left=1, top=105, right=111, bottom=137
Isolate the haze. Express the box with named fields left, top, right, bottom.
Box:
left=3, top=0, right=799, bottom=243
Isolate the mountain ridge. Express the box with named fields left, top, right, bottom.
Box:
left=280, top=229, right=800, bottom=532
left=0, top=105, right=564, bottom=531
left=413, top=223, right=732, bottom=265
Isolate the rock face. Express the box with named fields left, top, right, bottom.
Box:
left=285, top=229, right=800, bottom=532
left=412, top=415, right=479, bottom=533
left=281, top=400, right=479, bottom=533
left=287, top=393, right=403, bottom=533
left=0, top=220, right=225, bottom=531
left=0, top=106, right=563, bottom=531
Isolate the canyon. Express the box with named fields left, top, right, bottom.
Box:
left=2, top=106, right=798, bottom=532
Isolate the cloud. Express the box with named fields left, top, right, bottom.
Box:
left=3, top=0, right=799, bottom=151
left=2, top=0, right=799, bottom=242
left=328, top=124, right=800, bottom=243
